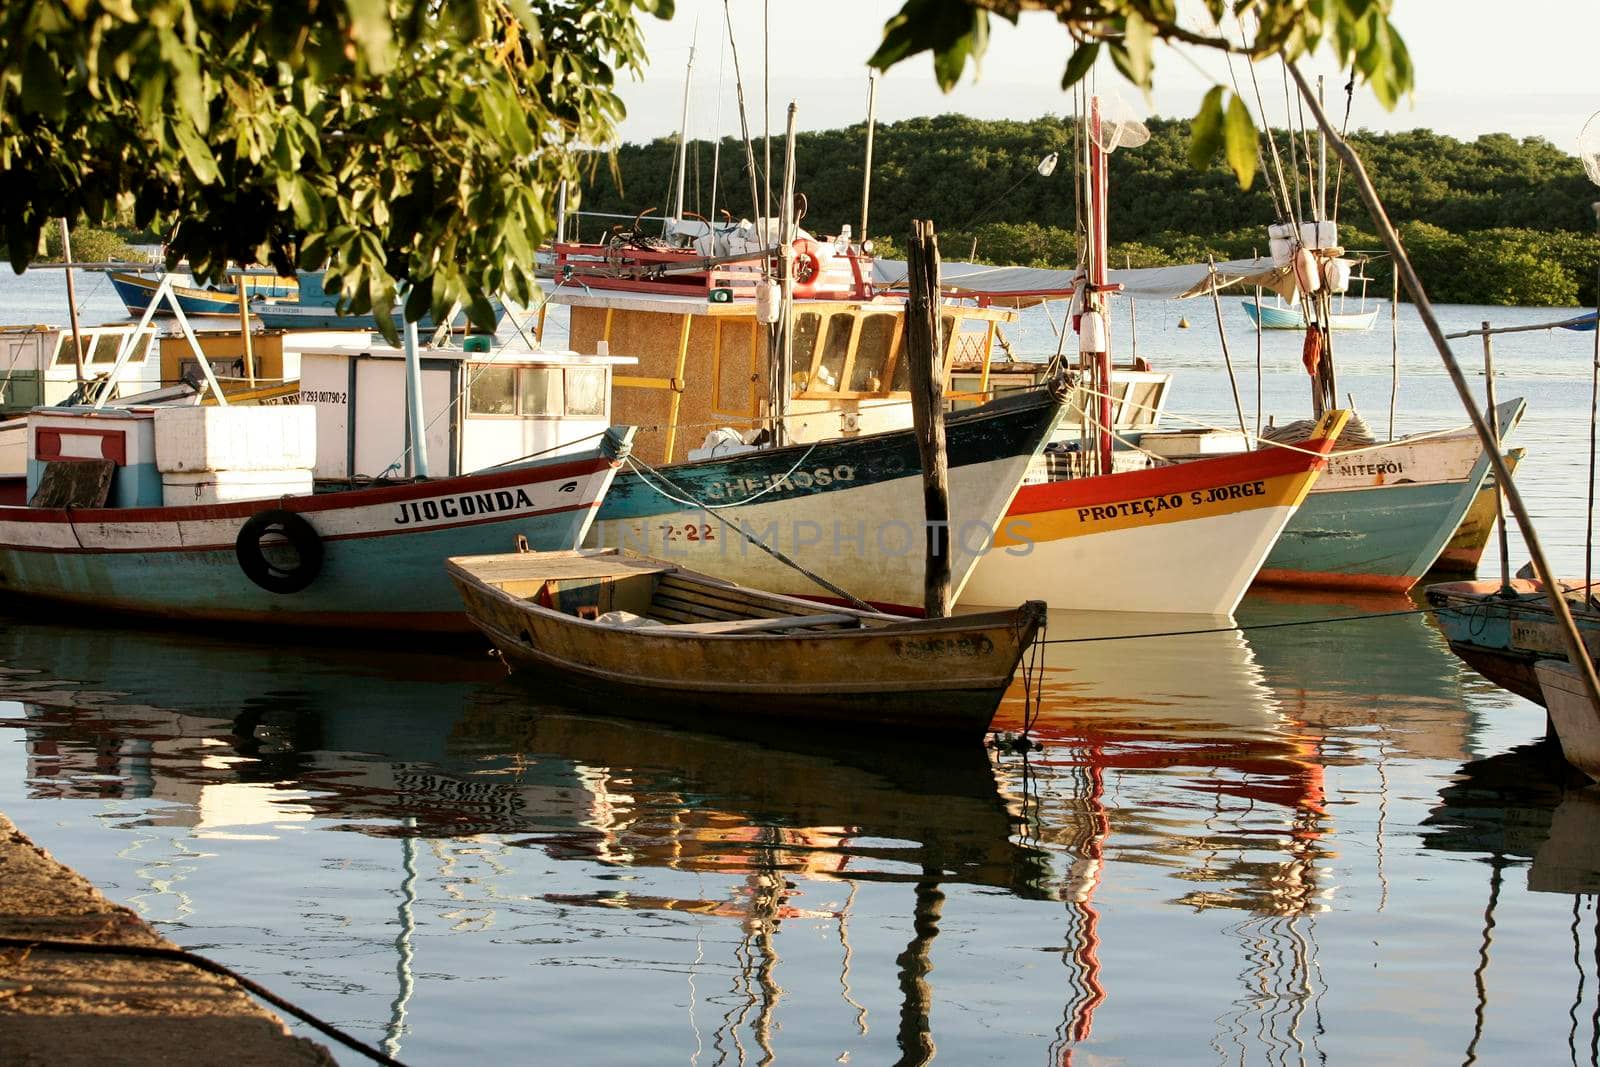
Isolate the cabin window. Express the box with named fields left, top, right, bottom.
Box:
left=565, top=367, right=607, bottom=416
left=850, top=314, right=896, bottom=391
left=890, top=333, right=910, bottom=391
left=469, top=366, right=517, bottom=415
left=518, top=367, right=563, bottom=415
left=814, top=314, right=853, bottom=391
left=792, top=312, right=822, bottom=375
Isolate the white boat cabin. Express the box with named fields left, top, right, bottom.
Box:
left=289, top=342, right=636, bottom=480
left=0, top=324, right=161, bottom=415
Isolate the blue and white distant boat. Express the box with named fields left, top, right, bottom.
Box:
left=110, top=271, right=297, bottom=318
left=1242, top=300, right=1378, bottom=331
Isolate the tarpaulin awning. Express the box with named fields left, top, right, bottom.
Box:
left=870, top=256, right=1296, bottom=306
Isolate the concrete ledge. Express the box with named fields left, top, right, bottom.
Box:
left=0, top=813, right=335, bottom=1067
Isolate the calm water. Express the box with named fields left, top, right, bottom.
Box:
left=2, top=270, right=1599, bottom=1064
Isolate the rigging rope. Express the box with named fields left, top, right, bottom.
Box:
left=1034, top=606, right=1438, bottom=645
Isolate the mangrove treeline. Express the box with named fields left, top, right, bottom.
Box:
left=576, top=114, right=1600, bottom=307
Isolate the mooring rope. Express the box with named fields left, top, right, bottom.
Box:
left=1034, top=605, right=1439, bottom=645
left=0, top=936, right=405, bottom=1066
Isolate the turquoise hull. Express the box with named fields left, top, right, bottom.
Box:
left=1257, top=478, right=1482, bottom=591
left=1255, top=399, right=1522, bottom=592
left=0, top=430, right=631, bottom=632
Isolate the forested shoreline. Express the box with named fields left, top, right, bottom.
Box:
left=576, top=115, right=1600, bottom=307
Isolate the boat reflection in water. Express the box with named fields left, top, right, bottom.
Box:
left=0, top=614, right=1057, bottom=1062
left=0, top=589, right=1546, bottom=1064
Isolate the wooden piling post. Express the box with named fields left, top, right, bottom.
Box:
left=905, top=219, right=951, bottom=618
left=1482, top=323, right=1510, bottom=593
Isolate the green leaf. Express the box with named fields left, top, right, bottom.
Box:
left=1188, top=86, right=1226, bottom=170
left=1223, top=92, right=1258, bottom=188
left=20, top=45, right=66, bottom=122
left=171, top=116, right=220, bottom=185
left=343, top=0, right=397, bottom=74
left=1061, top=42, right=1099, bottom=90
left=1122, top=12, right=1154, bottom=90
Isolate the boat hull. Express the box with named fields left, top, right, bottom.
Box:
left=0, top=432, right=630, bottom=631
left=586, top=389, right=1063, bottom=614
left=109, top=272, right=292, bottom=317
left=1430, top=447, right=1524, bottom=576
left=450, top=561, right=1044, bottom=738
left=1536, top=660, right=1600, bottom=780
left=1254, top=400, right=1524, bottom=592
left=1243, top=302, right=1377, bottom=331
left=1427, top=577, right=1600, bottom=707
left=962, top=415, right=1343, bottom=615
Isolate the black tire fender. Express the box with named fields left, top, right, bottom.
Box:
left=235, top=509, right=324, bottom=594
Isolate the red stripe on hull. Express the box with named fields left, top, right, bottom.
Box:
left=1007, top=443, right=1329, bottom=517
left=1253, top=567, right=1418, bottom=593
left=0, top=456, right=615, bottom=525
left=0, top=500, right=600, bottom=555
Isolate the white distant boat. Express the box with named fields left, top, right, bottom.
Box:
left=1243, top=301, right=1377, bottom=331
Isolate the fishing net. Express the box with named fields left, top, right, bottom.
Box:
left=1581, top=111, right=1600, bottom=186
left=1091, top=94, right=1150, bottom=154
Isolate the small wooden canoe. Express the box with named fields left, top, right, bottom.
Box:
left=446, top=548, right=1047, bottom=738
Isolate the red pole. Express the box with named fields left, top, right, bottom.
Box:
left=1089, top=99, right=1113, bottom=473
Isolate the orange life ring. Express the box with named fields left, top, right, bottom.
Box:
left=790, top=238, right=829, bottom=297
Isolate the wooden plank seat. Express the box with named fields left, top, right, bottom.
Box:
left=668, top=613, right=861, bottom=634
left=646, top=573, right=862, bottom=631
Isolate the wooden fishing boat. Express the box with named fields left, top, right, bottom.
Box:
left=1242, top=300, right=1377, bottom=331
left=1429, top=447, right=1525, bottom=576
left=0, top=414, right=634, bottom=631
left=587, top=385, right=1063, bottom=614
left=447, top=548, right=1048, bottom=737
left=1535, top=660, right=1600, bottom=780
left=110, top=271, right=296, bottom=317
left=962, top=409, right=1348, bottom=615
left=1247, top=398, right=1527, bottom=592
left=1426, top=576, right=1600, bottom=706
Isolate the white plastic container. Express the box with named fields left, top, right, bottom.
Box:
left=1299, top=220, right=1338, bottom=251
left=755, top=280, right=781, bottom=324
left=153, top=405, right=316, bottom=473
left=1325, top=258, right=1353, bottom=294
left=1078, top=310, right=1108, bottom=354
left=161, top=468, right=314, bottom=507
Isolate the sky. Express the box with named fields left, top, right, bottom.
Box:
left=612, top=1, right=1600, bottom=156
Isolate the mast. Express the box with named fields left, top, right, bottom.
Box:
left=860, top=73, right=879, bottom=243
left=1087, top=96, right=1113, bottom=475
left=672, top=35, right=697, bottom=222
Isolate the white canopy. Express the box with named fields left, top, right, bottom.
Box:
left=871, top=256, right=1295, bottom=306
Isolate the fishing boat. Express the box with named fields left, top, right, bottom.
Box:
left=1534, top=659, right=1600, bottom=779
left=446, top=547, right=1047, bottom=737
left=1243, top=399, right=1527, bottom=592
left=250, top=270, right=492, bottom=332
left=587, top=386, right=1062, bottom=613
left=0, top=321, right=638, bottom=631
left=963, top=410, right=1348, bottom=614
left=0, top=416, right=634, bottom=631
left=1426, top=576, right=1600, bottom=706
left=1430, top=447, right=1524, bottom=576
left=110, top=270, right=296, bottom=318
left=1242, top=300, right=1377, bottom=331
